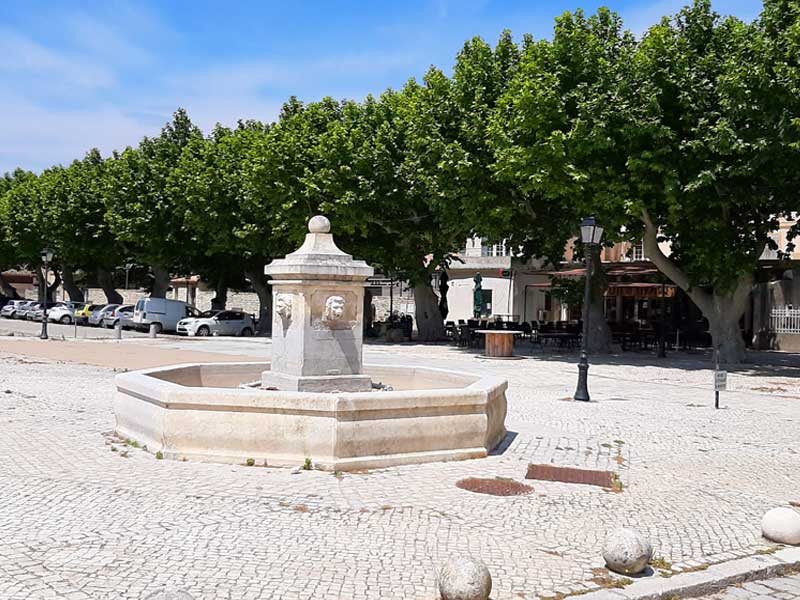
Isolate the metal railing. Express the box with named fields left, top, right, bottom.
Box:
left=771, top=306, right=800, bottom=333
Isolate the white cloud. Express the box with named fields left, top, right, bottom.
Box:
left=0, top=93, right=152, bottom=172
left=0, top=28, right=116, bottom=89
left=63, top=13, right=154, bottom=68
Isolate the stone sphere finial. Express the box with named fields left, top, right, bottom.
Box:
left=308, top=215, right=331, bottom=234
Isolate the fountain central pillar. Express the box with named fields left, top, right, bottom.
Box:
left=262, top=216, right=375, bottom=392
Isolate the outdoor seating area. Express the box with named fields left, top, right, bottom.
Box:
left=448, top=318, right=582, bottom=351
left=448, top=316, right=720, bottom=355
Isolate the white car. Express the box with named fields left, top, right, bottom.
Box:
left=33, top=302, right=66, bottom=322
left=1, top=300, right=28, bottom=319
left=88, top=304, right=119, bottom=326
left=102, top=304, right=134, bottom=329
left=48, top=302, right=85, bottom=325
left=176, top=310, right=255, bottom=337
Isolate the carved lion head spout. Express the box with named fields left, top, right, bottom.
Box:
left=323, top=295, right=346, bottom=322
left=275, top=294, right=293, bottom=321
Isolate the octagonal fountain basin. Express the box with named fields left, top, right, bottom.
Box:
left=114, top=362, right=507, bottom=471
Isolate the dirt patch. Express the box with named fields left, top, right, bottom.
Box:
left=526, top=464, right=616, bottom=488
left=456, top=477, right=534, bottom=496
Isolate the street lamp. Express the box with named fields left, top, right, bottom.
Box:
left=574, top=217, right=604, bottom=402
left=39, top=247, right=54, bottom=340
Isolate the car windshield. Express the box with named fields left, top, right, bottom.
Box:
left=198, top=310, right=220, bottom=318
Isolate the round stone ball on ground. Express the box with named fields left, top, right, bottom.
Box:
left=602, top=527, right=653, bottom=575
left=437, top=556, right=492, bottom=600
left=762, top=507, right=800, bottom=545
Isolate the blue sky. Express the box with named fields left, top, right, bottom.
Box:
left=0, top=0, right=764, bottom=174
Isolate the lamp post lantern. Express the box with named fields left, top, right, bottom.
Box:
left=574, top=217, right=603, bottom=402
left=39, top=248, right=55, bottom=340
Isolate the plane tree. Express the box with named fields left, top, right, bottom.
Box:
left=626, top=0, right=800, bottom=362
left=0, top=169, right=37, bottom=297
left=488, top=9, right=636, bottom=351
left=170, top=120, right=285, bottom=332
left=104, top=109, right=203, bottom=297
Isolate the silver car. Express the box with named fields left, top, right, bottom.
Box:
left=102, top=304, right=134, bottom=329
left=1, top=300, right=28, bottom=319
left=88, top=304, right=119, bottom=326
left=23, top=302, right=43, bottom=320
left=176, top=309, right=255, bottom=337
left=33, top=302, right=68, bottom=322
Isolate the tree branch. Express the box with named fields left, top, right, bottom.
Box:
left=640, top=207, right=712, bottom=313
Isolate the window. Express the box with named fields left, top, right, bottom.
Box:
left=631, top=241, right=645, bottom=261
left=480, top=239, right=509, bottom=257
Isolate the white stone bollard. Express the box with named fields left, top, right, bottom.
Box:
left=762, top=507, right=800, bottom=545
left=437, top=556, right=492, bottom=600
left=149, top=323, right=158, bottom=338
left=603, top=527, right=653, bottom=575
left=115, top=321, right=122, bottom=340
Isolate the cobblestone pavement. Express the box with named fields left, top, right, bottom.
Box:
left=702, top=573, right=800, bottom=599
left=0, top=337, right=799, bottom=599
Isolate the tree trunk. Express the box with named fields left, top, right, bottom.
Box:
left=0, top=273, right=21, bottom=299
left=150, top=265, right=171, bottom=299
left=96, top=268, right=124, bottom=304
left=706, top=307, right=747, bottom=364
left=641, top=209, right=751, bottom=364
left=414, top=279, right=445, bottom=342
left=245, top=269, right=272, bottom=336
left=363, top=288, right=374, bottom=335
left=586, top=245, right=612, bottom=353
left=47, top=271, right=61, bottom=302
left=211, top=276, right=228, bottom=311
left=61, top=265, right=84, bottom=301
left=36, top=266, right=61, bottom=302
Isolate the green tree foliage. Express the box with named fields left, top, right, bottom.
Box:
left=169, top=120, right=283, bottom=330
left=489, top=9, right=636, bottom=350
left=104, top=108, right=202, bottom=297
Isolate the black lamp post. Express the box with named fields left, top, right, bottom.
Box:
left=574, top=216, right=604, bottom=402
left=39, top=247, right=54, bottom=340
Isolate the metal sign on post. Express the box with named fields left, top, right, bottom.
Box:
left=714, top=370, right=727, bottom=391
left=713, top=347, right=726, bottom=409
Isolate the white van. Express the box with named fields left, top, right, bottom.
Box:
left=133, top=298, right=199, bottom=333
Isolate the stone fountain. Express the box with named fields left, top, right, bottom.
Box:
left=114, top=216, right=508, bottom=471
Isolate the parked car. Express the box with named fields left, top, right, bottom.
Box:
left=74, top=303, right=105, bottom=325
left=102, top=304, right=134, bottom=329
left=47, top=302, right=87, bottom=325
left=32, top=302, right=66, bottom=322
left=1, top=299, right=28, bottom=319
left=176, top=309, right=255, bottom=337
left=133, top=297, right=198, bottom=333
left=23, top=302, right=43, bottom=320
left=88, top=304, right=119, bottom=327
left=11, top=301, right=36, bottom=319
